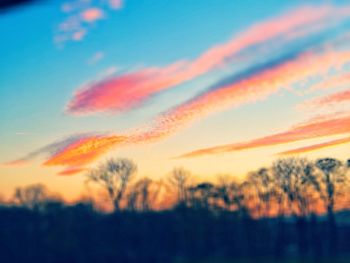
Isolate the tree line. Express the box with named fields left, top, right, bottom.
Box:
left=1, top=157, right=350, bottom=262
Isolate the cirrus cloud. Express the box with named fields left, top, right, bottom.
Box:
left=279, top=136, right=350, bottom=155
left=66, top=4, right=350, bottom=115
left=177, top=113, right=350, bottom=158
left=9, top=3, right=350, bottom=175
left=55, top=0, right=124, bottom=45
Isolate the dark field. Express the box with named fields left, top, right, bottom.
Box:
left=1, top=206, right=350, bottom=263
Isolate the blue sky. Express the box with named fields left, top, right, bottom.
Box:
left=1, top=0, right=350, bottom=199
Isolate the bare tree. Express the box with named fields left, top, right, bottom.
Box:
left=315, top=158, right=345, bottom=217
left=13, top=184, right=50, bottom=211
left=86, top=158, right=137, bottom=211
left=315, top=158, right=348, bottom=256
left=246, top=168, right=275, bottom=218
left=215, top=177, right=248, bottom=216
left=215, top=175, right=232, bottom=211
left=168, top=167, right=190, bottom=206
left=187, top=182, right=216, bottom=210
left=126, top=178, right=158, bottom=212
left=272, top=158, right=316, bottom=217
left=272, top=158, right=319, bottom=259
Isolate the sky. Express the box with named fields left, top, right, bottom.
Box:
left=1, top=0, right=350, bottom=201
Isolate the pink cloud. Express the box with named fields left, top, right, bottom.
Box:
left=14, top=47, right=350, bottom=173
left=14, top=5, right=350, bottom=173
left=66, top=61, right=188, bottom=114
left=177, top=113, right=350, bottom=158
left=81, top=8, right=104, bottom=23
left=109, top=0, right=123, bottom=10
left=38, top=49, right=350, bottom=172
left=126, top=50, right=350, bottom=145
left=72, top=30, right=86, bottom=41
left=56, top=0, right=124, bottom=45
left=67, top=5, right=350, bottom=115
left=58, top=167, right=87, bottom=176
left=308, top=73, right=350, bottom=91
left=279, top=136, right=350, bottom=155
left=300, top=89, right=350, bottom=110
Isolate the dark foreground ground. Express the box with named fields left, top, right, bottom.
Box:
left=1, top=204, right=350, bottom=263
left=182, top=259, right=350, bottom=263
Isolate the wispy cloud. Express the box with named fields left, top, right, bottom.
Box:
left=43, top=134, right=126, bottom=167
left=4, top=133, right=125, bottom=174
left=108, top=0, right=123, bottom=10
left=87, top=51, right=105, bottom=65
left=15, top=26, right=350, bottom=172
left=81, top=7, right=104, bottom=23
left=99, top=66, right=118, bottom=77
left=53, top=48, right=350, bottom=169
left=307, top=72, right=350, bottom=92
left=4, top=134, right=96, bottom=166
left=67, top=4, right=350, bottom=115
left=10, top=3, right=350, bottom=174
left=177, top=113, right=350, bottom=158
left=279, top=136, right=350, bottom=155
left=66, top=61, right=187, bottom=114
left=55, top=0, right=124, bottom=45
left=58, top=167, right=87, bottom=176
left=127, top=49, right=350, bottom=145
left=15, top=132, right=33, bottom=136
left=299, top=89, right=350, bottom=110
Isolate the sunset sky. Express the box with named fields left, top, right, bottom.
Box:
left=1, top=0, right=350, bottom=200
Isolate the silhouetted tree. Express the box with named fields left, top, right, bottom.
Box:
left=218, top=179, right=248, bottom=216
left=215, top=175, right=233, bottom=211
left=2, top=157, right=350, bottom=263
left=315, top=158, right=348, bottom=215
left=86, top=158, right=137, bottom=211
left=126, top=178, right=160, bottom=211
left=246, top=168, right=275, bottom=218
left=168, top=167, right=190, bottom=207
left=272, top=158, right=317, bottom=259
left=188, top=182, right=216, bottom=210
left=13, top=184, right=49, bottom=211
left=272, top=158, right=315, bottom=216
left=315, top=158, right=347, bottom=256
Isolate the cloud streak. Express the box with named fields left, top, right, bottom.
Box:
left=129, top=49, right=350, bottom=144
left=67, top=4, right=350, bottom=115
left=12, top=44, right=350, bottom=172
left=66, top=62, right=187, bottom=114
left=177, top=113, right=350, bottom=158
left=300, top=89, right=350, bottom=110
left=4, top=134, right=92, bottom=166
left=57, top=48, right=350, bottom=166
left=43, top=135, right=126, bottom=167
left=279, top=136, right=350, bottom=155
left=58, top=167, right=88, bottom=176
left=10, top=4, right=350, bottom=174
left=308, top=72, right=350, bottom=91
